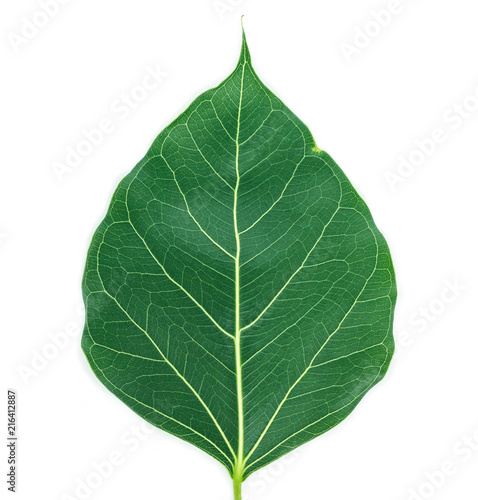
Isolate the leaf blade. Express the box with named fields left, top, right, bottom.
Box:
left=82, top=29, right=396, bottom=485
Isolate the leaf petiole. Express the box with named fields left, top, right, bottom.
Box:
left=233, top=464, right=243, bottom=500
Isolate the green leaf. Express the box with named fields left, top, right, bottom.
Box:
left=82, top=27, right=396, bottom=499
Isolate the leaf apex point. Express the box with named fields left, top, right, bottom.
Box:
left=237, top=17, right=251, bottom=66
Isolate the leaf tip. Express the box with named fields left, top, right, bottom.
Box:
left=238, top=16, right=251, bottom=65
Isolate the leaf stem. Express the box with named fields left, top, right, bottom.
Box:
left=233, top=465, right=243, bottom=500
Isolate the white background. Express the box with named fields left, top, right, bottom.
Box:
left=2, top=0, right=478, bottom=499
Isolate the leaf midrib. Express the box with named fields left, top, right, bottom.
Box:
left=233, top=54, right=247, bottom=479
